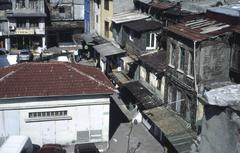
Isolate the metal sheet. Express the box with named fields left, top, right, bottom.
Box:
left=93, top=43, right=126, bottom=57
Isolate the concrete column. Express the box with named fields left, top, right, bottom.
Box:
left=5, top=38, right=10, bottom=51
left=42, top=36, right=46, bottom=48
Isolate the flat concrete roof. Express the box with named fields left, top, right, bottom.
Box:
left=143, top=106, right=196, bottom=153
left=106, top=122, right=164, bottom=153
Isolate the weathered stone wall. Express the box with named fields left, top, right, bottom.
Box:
left=165, top=37, right=197, bottom=127
left=197, top=35, right=231, bottom=94
left=195, top=106, right=240, bottom=153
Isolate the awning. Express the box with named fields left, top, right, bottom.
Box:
left=7, top=12, right=47, bottom=17
left=81, top=33, right=94, bottom=45
left=111, top=11, right=149, bottom=24
left=93, top=43, right=126, bottom=57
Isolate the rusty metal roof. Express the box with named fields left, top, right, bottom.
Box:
left=166, top=18, right=231, bottom=42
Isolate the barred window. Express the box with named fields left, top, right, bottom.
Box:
left=29, top=111, right=67, bottom=118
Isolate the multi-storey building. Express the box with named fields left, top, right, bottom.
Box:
left=0, top=0, right=11, bottom=49
left=6, top=0, right=46, bottom=51
left=46, top=0, right=84, bottom=47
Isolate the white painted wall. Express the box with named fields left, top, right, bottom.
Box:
left=100, top=57, right=106, bottom=73
left=94, top=1, right=101, bottom=34
left=140, top=66, right=146, bottom=81
left=0, top=97, right=110, bottom=146
left=149, top=72, right=158, bottom=88
left=74, top=4, right=84, bottom=20
left=160, top=76, right=165, bottom=100
left=0, top=55, right=17, bottom=67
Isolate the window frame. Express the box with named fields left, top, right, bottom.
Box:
left=169, top=42, right=176, bottom=67
left=178, top=47, right=185, bottom=72
left=59, top=6, right=65, bottom=13
left=104, top=21, right=110, bottom=38
left=187, top=51, right=194, bottom=78
left=26, top=110, right=70, bottom=122
left=146, top=33, right=157, bottom=50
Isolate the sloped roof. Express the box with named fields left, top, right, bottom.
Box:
left=140, top=51, right=167, bottom=75
left=123, top=19, right=162, bottom=33
left=93, top=43, right=126, bottom=57
left=166, top=18, right=231, bottom=42
left=120, top=81, right=163, bottom=110
left=0, top=62, right=114, bottom=98
left=207, top=4, right=240, bottom=17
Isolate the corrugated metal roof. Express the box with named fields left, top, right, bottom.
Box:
left=93, top=43, right=126, bottom=57
left=208, top=4, right=240, bottom=17
left=166, top=18, right=231, bottom=42
left=111, top=11, right=149, bottom=24
left=123, top=19, right=161, bottom=33
left=120, top=80, right=163, bottom=110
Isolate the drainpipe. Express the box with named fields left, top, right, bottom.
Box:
left=193, top=41, right=198, bottom=101
left=194, top=40, right=202, bottom=132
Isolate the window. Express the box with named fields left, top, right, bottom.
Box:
left=17, top=19, right=26, bottom=28
left=129, top=34, right=134, bottom=42
left=188, top=52, right=194, bottom=77
left=146, top=33, right=156, bottom=50
left=157, top=79, right=162, bottom=91
left=104, top=21, right=109, bottom=38
left=168, top=85, right=173, bottom=105
left=96, top=15, right=98, bottom=23
left=169, top=43, right=176, bottom=67
left=146, top=71, right=150, bottom=83
left=16, top=0, right=25, bottom=8
left=104, top=0, right=109, bottom=10
left=29, top=18, right=38, bottom=28
left=28, top=110, right=68, bottom=119
left=59, top=7, right=65, bottom=13
left=178, top=47, right=185, bottom=71
left=29, top=0, right=38, bottom=9
left=185, top=96, right=191, bottom=122
left=176, top=90, right=182, bottom=113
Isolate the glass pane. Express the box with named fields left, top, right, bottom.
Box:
left=180, top=48, right=185, bottom=70
left=151, top=34, right=155, bottom=47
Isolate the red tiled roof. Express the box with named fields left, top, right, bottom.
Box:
left=0, top=62, right=114, bottom=98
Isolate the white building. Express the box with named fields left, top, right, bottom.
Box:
left=0, top=62, right=114, bottom=148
